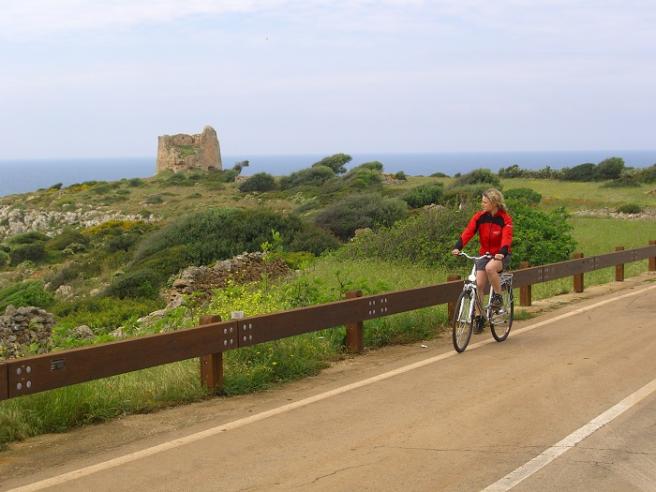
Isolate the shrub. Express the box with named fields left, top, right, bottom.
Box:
left=498, top=164, right=526, bottom=178
left=0, top=251, right=10, bottom=267
left=402, top=183, right=445, bottom=208
left=145, top=195, right=164, bottom=204
left=134, top=208, right=305, bottom=267
left=453, top=168, right=501, bottom=188
left=279, top=166, right=335, bottom=190
left=595, top=157, right=625, bottom=181
left=311, top=153, right=352, bottom=174
left=7, top=231, right=49, bottom=245
left=127, top=178, right=145, bottom=187
left=48, top=182, right=63, bottom=190
left=637, top=164, right=656, bottom=183
left=315, top=194, right=408, bottom=240
left=287, top=225, right=341, bottom=255
left=394, top=171, right=407, bottom=181
left=10, top=243, right=47, bottom=265
left=47, top=228, right=88, bottom=251
left=560, top=163, right=596, bottom=181
left=238, top=173, right=277, bottom=192
left=430, top=172, right=449, bottom=178
left=504, top=188, right=542, bottom=205
left=342, top=207, right=470, bottom=267
left=0, top=281, right=54, bottom=311
left=616, top=204, right=643, bottom=214
left=358, top=161, right=384, bottom=171
left=442, top=184, right=490, bottom=208
left=510, top=205, right=577, bottom=268
left=342, top=165, right=383, bottom=190
left=601, top=175, right=640, bottom=188
left=105, top=270, right=163, bottom=299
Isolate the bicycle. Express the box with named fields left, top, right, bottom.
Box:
left=452, top=252, right=514, bottom=353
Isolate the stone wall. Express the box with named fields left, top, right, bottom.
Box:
left=0, top=306, right=55, bottom=359
left=165, top=252, right=291, bottom=307
left=156, top=125, right=222, bottom=173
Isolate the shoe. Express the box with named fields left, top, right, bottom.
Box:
left=473, top=315, right=485, bottom=334
left=490, top=293, right=503, bottom=310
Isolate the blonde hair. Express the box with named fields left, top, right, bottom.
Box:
left=483, top=188, right=506, bottom=210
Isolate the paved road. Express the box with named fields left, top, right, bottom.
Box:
left=2, top=280, right=656, bottom=491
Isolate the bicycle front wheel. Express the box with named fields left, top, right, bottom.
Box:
left=490, top=285, right=514, bottom=342
left=452, top=290, right=474, bottom=353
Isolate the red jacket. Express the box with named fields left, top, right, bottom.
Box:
left=455, top=209, right=513, bottom=256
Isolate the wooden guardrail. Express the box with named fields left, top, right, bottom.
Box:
left=1, top=241, right=655, bottom=401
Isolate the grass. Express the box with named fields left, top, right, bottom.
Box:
left=1, top=175, right=655, bottom=449
left=501, top=178, right=656, bottom=209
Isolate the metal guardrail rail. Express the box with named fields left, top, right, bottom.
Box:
left=1, top=242, right=655, bottom=401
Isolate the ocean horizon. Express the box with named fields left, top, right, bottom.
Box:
left=1, top=149, right=655, bottom=197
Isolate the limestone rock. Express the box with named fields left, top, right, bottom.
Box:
left=55, top=284, right=74, bottom=299
left=156, top=125, right=222, bottom=174
left=73, top=325, right=94, bottom=339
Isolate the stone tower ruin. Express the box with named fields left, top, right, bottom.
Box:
left=156, top=125, right=222, bottom=173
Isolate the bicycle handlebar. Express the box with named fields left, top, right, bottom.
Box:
left=458, top=252, right=492, bottom=261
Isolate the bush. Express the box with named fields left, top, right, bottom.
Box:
left=279, top=166, right=335, bottom=190
left=239, top=173, right=277, bottom=192
left=601, top=175, right=640, bottom=188
left=10, top=243, right=47, bottom=265
left=127, top=178, right=145, bottom=187
left=315, top=194, right=408, bottom=240
left=402, top=183, right=445, bottom=208
left=394, top=171, right=407, bottom=181
left=504, top=188, right=542, bottom=206
left=510, top=205, right=577, bottom=268
left=430, top=172, right=449, bottom=178
left=595, top=157, right=625, bottom=181
left=442, top=184, right=490, bottom=208
left=616, top=204, right=643, bottom=214
left=453, top=168, right=501, bottom=188
left=0, top=251, right=10, bottom=267
left=7, top=231, right=49, bottom=245
left=311, top=153, right=352, bottom=174
left=134, top=208, right=305, bottom=267
left=342, top=207, right=470, bottom=267
left=145, top=195, right=164, bottom=204
left=358, top=161, right=384, bottom=172
left=342, top=165, right=383, bottom=190
left=47, top=228, right=88, bottom=251
left=498, top=164, right=526, bottom=178
left=637, top=164, right=656, bottom=183
left=105, top=270, right=163, bottom=299
left=560, top=163, right=596, bottom=181
left=0, top=281, right=54, bottom=311
left=287, top=225, right=341, bottom=255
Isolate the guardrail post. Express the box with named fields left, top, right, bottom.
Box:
left=572, top=252, right=584, bottom=293
left=199, top=315, right=224, bottom=394
left=650, top=240, right=656, bottom=272
left=615, top=246, right=625, bottom=281
left=447, top=274, right=461, bottom=321
left=345, top=290, right=364, bottom=354
left=0, top=363, right=7, bottom=401
left=519, top=261, right=532, bottom=306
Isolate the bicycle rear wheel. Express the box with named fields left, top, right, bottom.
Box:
left=490, top=285, right=513, bottom=342
left=452, top=290, right=474, bottom=352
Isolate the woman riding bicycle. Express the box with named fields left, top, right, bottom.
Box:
left=451, top=188, right=513, bottom=331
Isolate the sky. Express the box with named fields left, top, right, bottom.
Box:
left=1, top=0, right=655, bottom=159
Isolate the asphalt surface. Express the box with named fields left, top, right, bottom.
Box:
left=2, top=277, right=655, bottom=491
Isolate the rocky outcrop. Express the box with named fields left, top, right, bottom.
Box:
left=165, top=252, right=291, bottom=307
left=0, top=206, right=156, bottom=241
left=0, top=306, right=55, bottom=359
left=156, top=126, right=222, bottom=174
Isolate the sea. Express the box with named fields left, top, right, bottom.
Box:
left=1, top=150, right=655, bottom=197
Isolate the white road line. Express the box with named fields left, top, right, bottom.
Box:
left=7, top=283, right=656, bottom=492
left=482, top=377, right=656, bottom=492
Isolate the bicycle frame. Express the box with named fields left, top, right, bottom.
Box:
left=457, top=252, right=493, bottom=323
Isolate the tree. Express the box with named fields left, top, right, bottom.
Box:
left=595, top=157, right=624, bottom=181
left=311, top=153, right=352, bottom=174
